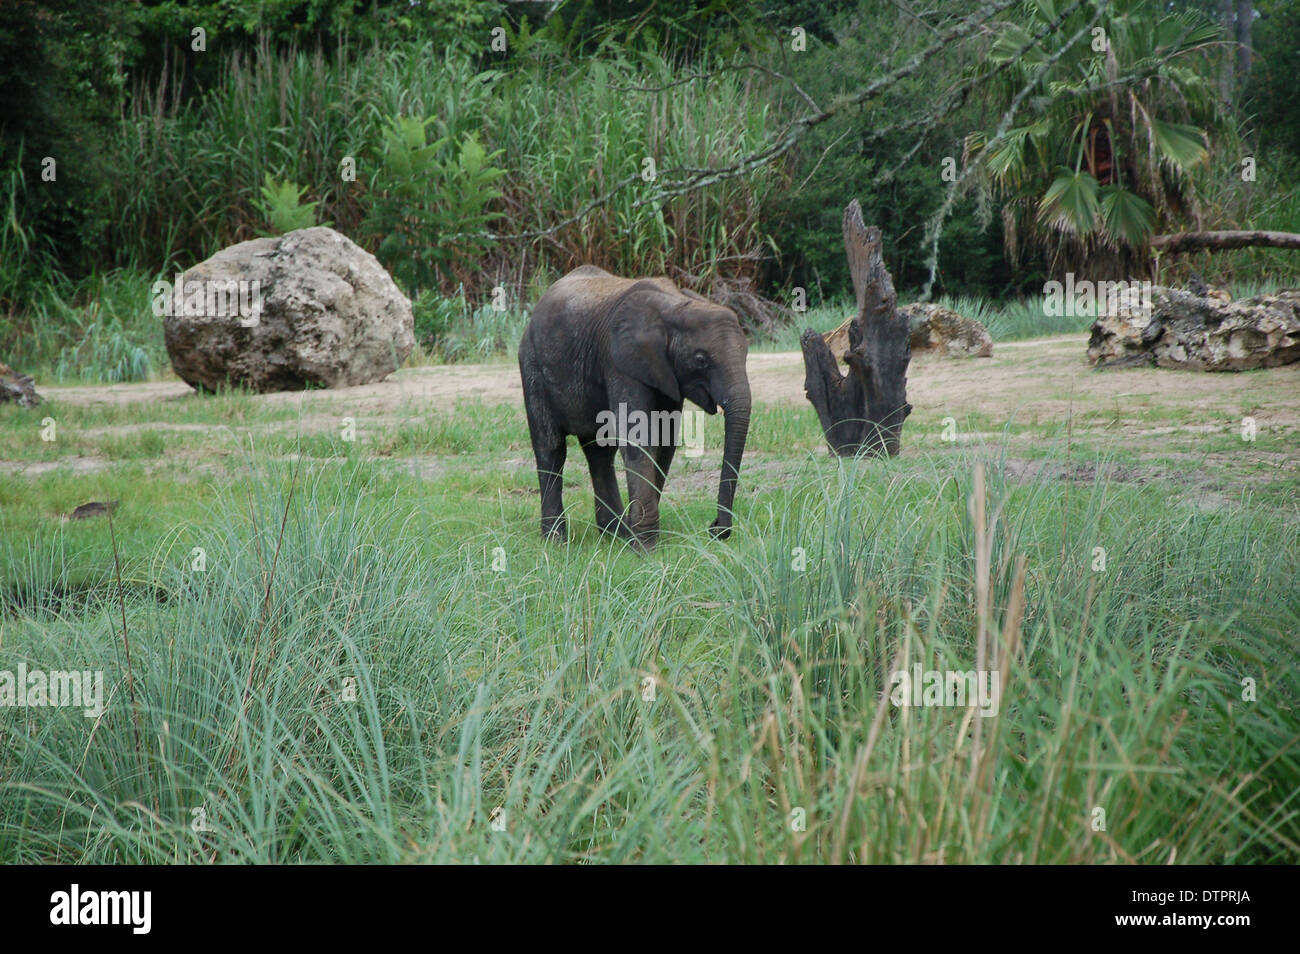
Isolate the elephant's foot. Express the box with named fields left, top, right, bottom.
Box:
left=596, top=515, right=633, bottom=538
left=627, top=530, right=659, bottom=553
left=624, top=500, right=659, bottom=551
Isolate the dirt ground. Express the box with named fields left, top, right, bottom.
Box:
left=11, top=334, right=1299, bottom=512
left=39, top=334, right=1300, bottom=433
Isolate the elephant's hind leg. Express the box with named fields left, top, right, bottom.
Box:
left=524, top=400, right=568, bottom=540
left=534, top=438, right=567, bottom=541
left=582, top=440, right=627, bottom=537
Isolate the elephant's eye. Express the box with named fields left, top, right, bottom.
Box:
left=692, top=351, right=710, bottom=369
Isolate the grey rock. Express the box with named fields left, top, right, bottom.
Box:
left=0, top=362, right=43, bottom=407
left=823, top=303, right=992, bottom=361
left=163, top=227, right=414, bottom=393
left=899, top=302, right=994, bottom=357
left=1089, top=287, right=1300, bottom=371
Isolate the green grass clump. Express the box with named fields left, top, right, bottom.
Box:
left=2, top=446, right=1295, bottom=863
left=0, top=269, right=162, bottom=383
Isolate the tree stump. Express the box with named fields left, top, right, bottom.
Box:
left=800, top=200, right=913, bottom=456
left=0, top=362, right=43, bottom=408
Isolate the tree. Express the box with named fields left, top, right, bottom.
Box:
left=0, top=0, right=133, bottom=270
left=965, top=0, right=1226, bottom=279
left=1236, top=0, right=1254, bottom=85
left=1241, top=0, right=1300, bottom=157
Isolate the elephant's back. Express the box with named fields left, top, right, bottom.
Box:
left=538, top=268, right=681, bottom=321
left=522, top=268, right=623, bottom=373
left=547, top=269, right=632, bottom=309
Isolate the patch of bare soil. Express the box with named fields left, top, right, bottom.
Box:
left=1000, top=458, right=1160, bottom=485
left=951, top=337, right=1296, bottom=429
left=40, top=363, right=526, bottom=414
left=0, top=457, right=110, bottom=477
left=749, top=335, right=1299, bottom=432
left=23, top=335, right=1300, bottom=486
left=39, top=335, right=1300, bottom=426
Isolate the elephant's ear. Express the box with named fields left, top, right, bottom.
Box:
left=609, top=286, right=681, bottom=402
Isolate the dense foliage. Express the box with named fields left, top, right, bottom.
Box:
left=2, top=2, right=1297, bottom=868
left=2, top=0, right=1297, bottom=355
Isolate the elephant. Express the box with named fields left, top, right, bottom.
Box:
left=518, top=265, right=752, bottom=550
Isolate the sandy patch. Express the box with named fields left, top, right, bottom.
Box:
left=36, top=337, right=1300, bottom=434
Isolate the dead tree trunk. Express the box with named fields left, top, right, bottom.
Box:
left=1236, top=0, right=1253, bottom=86
left=800, top=200, right=913, bottom=456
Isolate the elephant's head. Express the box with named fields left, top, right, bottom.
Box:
left=609, top=283, right=751, bottom=538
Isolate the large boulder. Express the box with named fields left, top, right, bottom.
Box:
left=1088, top=286, right=1300, bottom=371
left=823, top=302, right=992, bottom=362
left=901, top=302, right=994, bottom=357
left=163, top=227, right=414, bottom=392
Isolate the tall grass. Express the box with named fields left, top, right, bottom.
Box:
left=932, top=294, right=1094, bottom=341
left=101, top=40, right=783, bottom=304
left=0, top=269, right=160, bottom=383
left=2, top=446, right=1295, bottom=863
left=1171, top=144, right=1300, bottom=289
left=0, top=145, right=60, bottom=314
left=409, top=290, right=532, bottom=364
left=0, top=39, right=784, bottom=379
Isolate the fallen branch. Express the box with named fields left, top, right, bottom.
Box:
left=1151, top=230, right=1300, bottom=254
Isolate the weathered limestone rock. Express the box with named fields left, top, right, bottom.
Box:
left=163, top=227, right=414, bottom=392
left=1088, top=287, right=1300, bottom=371
left=823, top=303, right=992, bottom=362
left=901, top=303, right=994, bottom=357
left=0, top=363, right=42, bottom=407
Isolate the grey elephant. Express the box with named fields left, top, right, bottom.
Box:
left=518, top=266, right=752, bottom=550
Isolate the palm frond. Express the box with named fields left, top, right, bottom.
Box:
left=1037, top=168, right=1100, bottom=236
left=1100, top=185, right=1156, bottom=246
left=1153, top=118, right=1209, bottom=174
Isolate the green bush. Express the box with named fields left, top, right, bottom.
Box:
left=77, top=38, right=782, bottom=309
left=0, top=1, right=131, bottom=275
left=363, top=115, right=506, bottom=295
left=252, top=174, right=329, bottom=235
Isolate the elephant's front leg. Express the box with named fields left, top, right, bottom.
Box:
left=621, top=442, right=663, bottom=550
left=651, top=436, right=677, bottom=495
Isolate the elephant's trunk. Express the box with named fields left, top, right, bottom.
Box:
left=712, top=372, right=751, bottom=538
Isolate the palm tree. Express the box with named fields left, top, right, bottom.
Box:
left=966, top=0, right=1226, bottom=280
